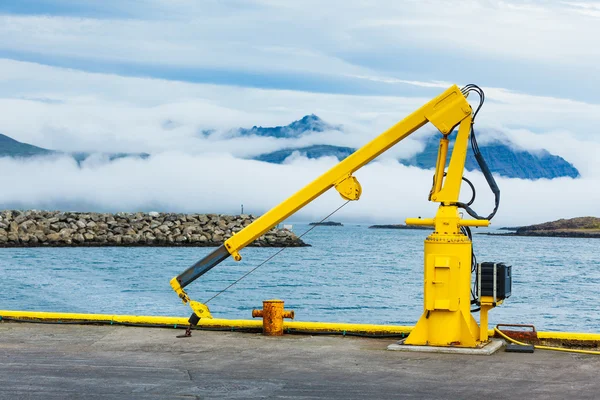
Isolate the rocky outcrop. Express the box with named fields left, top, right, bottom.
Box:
left=512, top=217, right=600, bottom=238
left=481, top=217, right=600, bottom=238
left=0, top=210, right=307, bottom=247
left=309, top=221, right=343, bottom=226
left=516, top=217, right=600, bottom=233
left=513, top=230, right=600, bottom=238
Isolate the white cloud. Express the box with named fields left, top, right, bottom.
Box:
left=1, top=60, right=599, bottom=227
left=2, top=59, right=600, bottom=155
left=562, top=1, right=600, bottom=17
left=3, top=1, right=597, bottom=68
left=1, top=0, right=598, bottom=99
left=351, top=0, right=599, bottom=64
left=0, top=152, right=597, bottom=228
left=0, top=12, right=366, bottom=76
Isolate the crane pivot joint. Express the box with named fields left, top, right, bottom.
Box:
left=190, top=300, right=213, bottom=319
left=170, top=277, right=190, bottom=304
left=334, top=175, right=362, bottom=201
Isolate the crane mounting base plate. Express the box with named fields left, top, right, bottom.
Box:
left=387, top=338, right=504, bottom=355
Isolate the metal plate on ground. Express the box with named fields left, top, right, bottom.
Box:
left=387, top=338, right=504, bottom=355
left=505, top=343, right=535, bottom=353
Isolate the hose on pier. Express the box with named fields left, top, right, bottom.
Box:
left=495, top=326, right=600, bottom=355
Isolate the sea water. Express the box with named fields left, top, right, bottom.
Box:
left=2, top=225, right=599, bottom=333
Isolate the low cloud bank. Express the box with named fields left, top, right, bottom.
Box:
left=1, top=61, right=599, bottom=227
left=2, top=152, right=597, bottom=227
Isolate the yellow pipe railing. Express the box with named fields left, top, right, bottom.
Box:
left=0, top=310, right=411, bottom=335
left=2, top=310, right=600, bottom=342
left=536, top=331, right=600, bottom=342
left=495, top=327, right=600, bottom=355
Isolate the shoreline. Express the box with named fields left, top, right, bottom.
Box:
left=478, top=232, right=600, bottom=239
left=0, top=210, right=308, bottom=248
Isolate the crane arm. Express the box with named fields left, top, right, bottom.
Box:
left=170, top=84, right=474, bottom=315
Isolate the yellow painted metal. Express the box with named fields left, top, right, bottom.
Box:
left=170, top=276, right=213, bottom=318
left=537, top=331, right=600, bottom=341
left=170, top=276, right=189, bottom=302
left=480, top=306, right=490, bottom=342
left=404, top=115, right=494, bottom=347
left=404, top=206, right=479, bottom=347
left=190, top=301, right=213, bottom=319
left=284, top=320, right=410, bottom=334
left=406, top=218, right=489, bottom=228
left=171, top=84, right=484, bottom=334
left=220, top=84, right=472, bottom=260
left=460, top=219, right=490, bottom=227
left=495, top=327, right=600, bottom=355
left=0, top=309, right=191, bottom=326
left=169, top=84, right=503, bottom=348
left=429, top=117, right=472, bottom=203
left=406, top=218, right=435, bottom=227
left=2, top=310, right=600, bottom=344
left=334, top=175, right=362, bottom=201
left=252, top=299, right=295, bottom=336
left=430, top=137, right=449, bottom=200
left=0, top=309, right=410, bottom=334
left=478, top=296, right=502, bottom=342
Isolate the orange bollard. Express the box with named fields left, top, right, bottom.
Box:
left=252, top=299, right=295, bottom=336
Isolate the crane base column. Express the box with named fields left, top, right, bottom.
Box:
left=403, top=207, right=489, bottom=348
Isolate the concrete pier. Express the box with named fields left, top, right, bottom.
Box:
left=1, top=322, right=599, bottom=399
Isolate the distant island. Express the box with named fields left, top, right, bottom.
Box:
left=309, top=221, right=343, bottom=226
left=369, top=224, right=430, bottom=230
left=487, top=217, right=600, bottom=238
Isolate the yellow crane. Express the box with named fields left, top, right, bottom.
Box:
left=170, top=84, right=510, bottom=348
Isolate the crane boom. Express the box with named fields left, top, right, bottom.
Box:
left=170, top=84, right=475, bottom=315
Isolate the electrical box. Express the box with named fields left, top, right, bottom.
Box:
left=478, top=262, right=511, bottom=301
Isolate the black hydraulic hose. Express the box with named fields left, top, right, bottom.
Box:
left=455, top=127, right=500, bottom=220
left=454, top=84, right=500, bottom=221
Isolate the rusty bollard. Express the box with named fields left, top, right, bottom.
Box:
left=252, top=299, right=295, bottom=336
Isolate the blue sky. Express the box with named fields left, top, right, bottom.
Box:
left=1, top=0, right=598, bottom=101
left=0, top=0, right=599, bottom=224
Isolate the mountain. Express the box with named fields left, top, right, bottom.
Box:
left=255, top=144, right=355, bottom=163
left=1, top=114, right=581, bottom=181
left=236, top=114, right=341, bottom=138
left=250, top=118, right=580, bottom=180
left=0, top=133, right=55, bottom=158
left=400, top=134, right=580, bottom=180
left=0, top=133, right=149, bottom=163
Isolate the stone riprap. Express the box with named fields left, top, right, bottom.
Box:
left=0, top=210, right=307, bottom=247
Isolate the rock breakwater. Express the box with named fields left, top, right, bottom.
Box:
left=0, top=210, right=307, bottom=247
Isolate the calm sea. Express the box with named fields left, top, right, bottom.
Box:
left=2, top=224, right=599, bottom=333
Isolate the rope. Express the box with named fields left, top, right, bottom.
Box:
left=204, top=200, right=351, bottom=304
